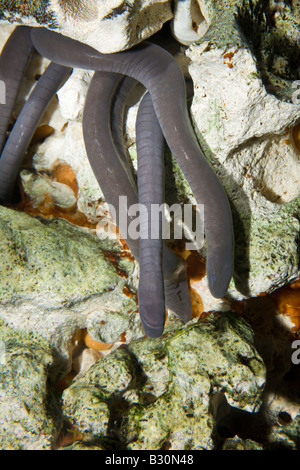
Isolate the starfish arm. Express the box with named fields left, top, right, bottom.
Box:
left=83, top=71, right=140, bottom=246
left=110, top=75, right=138, bottom=185
left=84, top=72, right=192, bottom=336
left=31, top=27, right=233, bottom=298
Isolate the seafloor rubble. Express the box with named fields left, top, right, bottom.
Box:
left=0, top=0, right=299, bottom=450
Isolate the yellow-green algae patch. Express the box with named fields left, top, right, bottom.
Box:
left=62, top=312, right=266, bottom=450
left=233, top=197, right=300, bottom=297
left=0, top=320, right=60, bottom=449
left=0, top=205, right=124, bottom=305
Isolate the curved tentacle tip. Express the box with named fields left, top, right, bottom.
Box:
left=138, top=292, right=166, bottom=338
left=141, top=322, right=165, bottom=339
left=207, top=265, right=233, bottom=299
left=140, top=311, right=166, bottom=339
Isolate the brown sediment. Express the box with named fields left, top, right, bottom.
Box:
left=291, top=121, right=300, bottom=154
left=83, top=328, right=113, bottom=351
left=230, top=277, right=300, bottom=336
left=270, top=279, right=300, bottom=333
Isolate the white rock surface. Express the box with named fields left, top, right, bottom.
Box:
left=187, top=43, right=300, bottom=296
left=188, top=44, right=300, bottom=185
left=0, top=0, right=173, bottom=53
left=171, top=0, right=211, bottom=45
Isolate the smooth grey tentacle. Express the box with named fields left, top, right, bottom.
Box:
left=111, top=77, right=192, bottom=327
left=83, top=72, right=140, bottom=255
left=0, top=26, right=33, bottom=154
left=135, top=91, right=166, bottom=337
left=0, top=61, right=71, bottom=202
left=30, top=27, right=233, bottom=299
left=110, top=75, right=138, bottom=187
left=83, top=72, right=191, bottom=337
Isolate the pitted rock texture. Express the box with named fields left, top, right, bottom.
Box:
left=62, top=312, right=266, bottom=450
left=0, top=0, right=173, bottom=53
left=0, top=321, right=60, bottom=450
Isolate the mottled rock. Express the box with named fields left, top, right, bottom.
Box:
left=62, top=312, right=266, bottom=449
left=186, top=0, right=300, bottom=298
left=0, top=321, right=60, bottom=449
left=0, top=205, right=122, bottom=304
left=0, top=205, right=140, bottom=372
left=263, top=389, right=300, bottom=450
left=222, top=437, right=264, bottom=450
left=0, top=0, right=173, bottom=53
left=171, top=0, right=214, bottom=46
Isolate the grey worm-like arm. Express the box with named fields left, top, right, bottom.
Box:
left=83, top=72, right=191, bottom=337
left=31, top=27, right=234, bottom=298
left=82, top=71, right=141, bottom=255
left=110, top=75, right=192, bottom=326
left=83, top=71, right=165, bottom=337
left=135, top=91, right=166, bottom=337
left=0, top=61, right=71, bottom=202
left=0, top=26, right=33, bottom=154
left=110, top=74, right=138, bottom=187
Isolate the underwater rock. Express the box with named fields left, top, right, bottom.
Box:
left=186, top=0, right=300, bottom=298
left=0, top=321, right=60, bottom=449
left=222, top=437, right=264, bottom=450
left=0, top=0, right=173, bottom=53
left=264, top=391, right=300, bottom=450
left=62, top=312, right=266, bottom=449
left=171, top=0, right=214, bottom=46
left=0, top=0, right=300, bottom=451
left=0, top=205, right=140, bottom=372
left=1, top=1, right=298, bottom=303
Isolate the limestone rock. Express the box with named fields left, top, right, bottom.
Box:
left=171, top=0, right=214, bottom=46
left=222, top=437, right=264, bottom=450
left=62, top=312, right=266, bottom=449
left=0, top=205, right=122, bottom=305
left=0, top=205, right=140, bottom=372
left=264, top=391, right=300, bottom=450
left=0, top=321, right=60, bottom=449
left=186, top=0, right=300, bottom=298
left=0, top=0, right=173, bottom=53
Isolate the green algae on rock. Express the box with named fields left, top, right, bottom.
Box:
left=222, top=436, right=264, bottom=450
left=0, top=321, right=60, bottom=450
left=0, top=205, right=125, bottom=305
left=233, top=198, right=300, bottom=297
left=0, top=204, right=140, bottom=368
left=62, top=312, right=266, bottom=450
